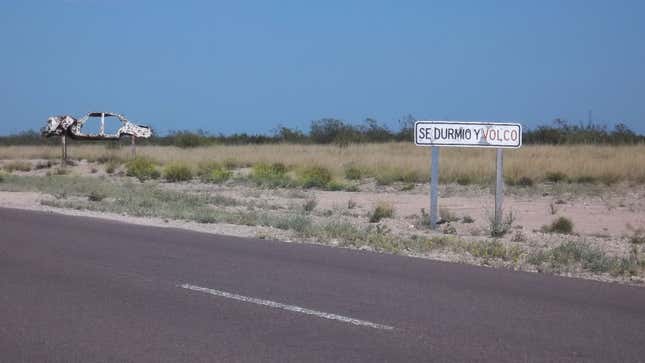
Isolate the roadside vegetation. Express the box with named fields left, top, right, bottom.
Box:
left=1, top=173, right=642, bottom=283
left=2, top=143, right=645, bottom=186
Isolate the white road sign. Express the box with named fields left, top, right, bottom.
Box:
left=415, top=121, right=522, bottom=148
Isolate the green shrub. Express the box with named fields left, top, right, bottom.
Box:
left=96, top=155, right=123, bottom=164
left=324, top=180, right=346, bottom=191
left=369, top=202, right=394, bottom=223
left=105, top=160, right=120, bottom=174
left=303, top=198, right=317, bottom=213
left=34, top=160, right=56, bottom=170
left=545, top=171, right=567, bottom=183
left=400, top=183, right=415, bottom=191
left=517, top=176, right=534, bottom=187
left=298, top=166, right=332, bottom=188
left=198, top=162, right=232, bottom=183
left=164, top=163, right=193, bottom=182
left=375, top=168, right=422, bottom=185
left=489, top=211, right=516, bottom=237
left=3, top=161, right=32, bottom=172
left=87, top=190, right=107, bottom=202
left=375, top=172, right=397, bottom=185
left=628, top=227, right=645, bottom=245
left=207, top=168, right=232, bottom=183
left=574, top=175, right=597, bottom=184
left=251, top=162, right=292, bottom=187
left=344, top=164, right=362, bottom=180
left=456, top=175, right=473, bottom=185
left=126, top=157, right=160, bottom=182
left=526, top=241, right=632, bottom=275
left=401, top=170, right=421, bottom=183
left=542, top=216, right=574, bottom=234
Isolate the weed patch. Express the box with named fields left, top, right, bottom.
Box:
left=542, top=217, right=574, bottom=234
left=489, top=211, right=515, bottom=237
left=251, top=162, right=293, bottom=187
left=344, top=164, right=362, bottom=180
left=3, top=161, right=32, bottom=172
left=545, top=171, right=568, bottom=183
left=198, top=162, right=232, bottom=183
left=163, top=163, right=193, bottom=182
left=298, top=166, right=332, bottom=188
left=126, top=157, right=160, bottom=182
left=527, top=240, right=639, bottom=276
left=369, top=202, right=394, bottom=223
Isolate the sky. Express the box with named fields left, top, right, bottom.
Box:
left=1, top=0, right=644, bottom=135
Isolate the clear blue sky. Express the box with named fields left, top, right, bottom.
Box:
left=1, top=0, right=644, bottom=135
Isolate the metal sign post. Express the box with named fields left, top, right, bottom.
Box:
left=495, top=148, right=504, bottom=231
left=414, top=121, right=522, bottom=231
left=131, top=135, right=137, bottom=159
left=61, top=134, right=67, bottom=167
left=430, top=146, right=440, bottom=229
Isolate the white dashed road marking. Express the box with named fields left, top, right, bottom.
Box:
left=180, top=283, right=394, bottom=331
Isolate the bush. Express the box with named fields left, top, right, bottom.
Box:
left=545, top=171, right=567, bottom=183
left=207, top=168, right=232, bottom=183
left=456, top=175, right=473, bottom=185
left=489, top=211, right=515, bottom=237
left=303, top=198, right=317, bottom=213
left=87, top=190, right=107, bottom=202
left=105, top=160, right=120, bottom=174
left=542, top=217, right=574, bottom=234
left=164, top=163, right=193, bottom=182
left=251, top=162, right=292, bottom=187
left=298, top=166, right=332, bottom=188
left=574, top=175, right=597, bottom=184
left=466, top=240, right=522, bottom=261
left=344, top=165, right=362, bottom=180
left=35, top=160, right=56, bottom=170
left=527, top=241, right=631, bottom=275
left=126, top=157, right=160, bottom=182
left=375, top=168, right=422, bottom=185
left=3, top=161, right=32, bottom=172
left=369, top=202, right=394, bottom=223
left=517, top=176, right=534, bottom=187
left=324, top=180, right=346, bottom=191
left=198, top=162, right=231, bottom=183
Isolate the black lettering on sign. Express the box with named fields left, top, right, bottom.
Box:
left=435, top=128, right=441, bottom=140
left=425, top=128, right=432, bottom=140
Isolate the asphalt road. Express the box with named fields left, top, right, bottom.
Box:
left=1, top=208, right=645, bottom=362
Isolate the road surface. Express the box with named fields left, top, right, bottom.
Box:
left=1, top=208, right=644, bottom=362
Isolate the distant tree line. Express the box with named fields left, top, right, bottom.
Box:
left=1, top=117, right=642, bottom=147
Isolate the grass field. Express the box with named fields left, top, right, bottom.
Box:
left=2, top=143, right=644, bottom=185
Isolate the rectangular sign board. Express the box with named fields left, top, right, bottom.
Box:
left=415, top=121, right=522, bottom=148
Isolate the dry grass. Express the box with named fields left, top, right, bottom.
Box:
left=2, top=143, right=645, bottom=183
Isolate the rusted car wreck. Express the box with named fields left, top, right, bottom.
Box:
left=42, top=112, right=152, bottom=162
left=42, top=112, right=152, bottom=140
